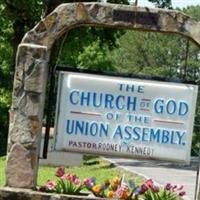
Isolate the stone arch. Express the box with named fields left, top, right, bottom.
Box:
left=6, top=2, right=200, bottom=188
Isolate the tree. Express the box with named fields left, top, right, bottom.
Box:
left=110, top=5, right=200, bottom=156
left=0, top=0, right=199, bottom=156
left=0, top=0, right=13, bottom=155
left=56, top=26, right=123, bottom=70
left=0, top=0, right=128, bottom=155
left=4, top=0, right=43, bottom=69
left=148, top=0, right=172, bottom=9
left=110, top=30, right=192, bottom=79
left=3, top=0, right=129, bottom=70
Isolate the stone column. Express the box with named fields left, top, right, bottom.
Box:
left=6, top=44, right=49, bottom=188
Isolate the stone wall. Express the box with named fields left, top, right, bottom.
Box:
left=6, top=2, right=200, bottom=189
left=0, top=187, right=110, bottom=200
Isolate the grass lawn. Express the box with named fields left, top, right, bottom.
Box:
left=0, top=155, right=143, bottom=187
left=0, top=156, right=6, bottom=187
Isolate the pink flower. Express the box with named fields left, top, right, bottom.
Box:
left=55, top=167, right=65, bottom=177
left=172, top=185, right=178, bottom=192
left=145, top=179, right=154, bottom=188
left=177, top=184, right=184, bottom=190
left=140, top=184, right=148, bottom=194
left=84, top=178, right=93, bottom=186
left=71, top=175, right=77, bottom=182
left=84, top=178, right=90, bottom=184
left=179, top=191, right=186, bottom=196
left=74, top=178, right=81, bottom=185
left=165, top=183, right=172, bottom=191
left=61, top=173, right=71, bottom=180
left=46, top=180, right=56, bottom=190
left=67, top=174, right=73, bottom=181
left=151, top=185, right=159, bottom=193
left=145, top=179, right=159, bottom=192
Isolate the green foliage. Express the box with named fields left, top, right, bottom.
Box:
left=143, top=189, right=182, bottom=200
left=4, top=0, right=43, bottom=27
left=52, top=178, right=84, bottom=195
left=192, top=102, right=200, bottom=156
left=110, top=5, right=200, bottom=155
left=1, top=156, right=136, bottom=187
left=0, top=90, right=10, bottom=156
left=0, top=1, right=13, bottom=84
left=0, top=0, right=200, bottom=157
left=0, top=0, right=13, bottom=155
left=182, top=5, right=200, bottom=20
left=182, top=6, right=200, bottom=155
left=0, top=0, right=126, bottom=155
left=37, top=157, right=141, bottom=187
left=77, top=39, right=114, bottom=71
left=148, top=0, right=172, bottom=8
left=0, top=156, right=6, bottom=186
left=57, top=27, right=123, bottom=71
left=112, top=30, right=200, bottom=81
left=111, top=31, right=183, bottom=77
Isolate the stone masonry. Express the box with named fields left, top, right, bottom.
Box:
left=5, top=2, right=200, bottom=189
left=0, top=187, right=112, bottom=200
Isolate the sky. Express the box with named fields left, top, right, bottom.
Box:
left=138, top=0, right=200, bottom=8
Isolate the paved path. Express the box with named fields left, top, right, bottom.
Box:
left=105, top=157, right=198, bottom=200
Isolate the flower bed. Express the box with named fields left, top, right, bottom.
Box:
left=37, top=167, right=186, bottom=200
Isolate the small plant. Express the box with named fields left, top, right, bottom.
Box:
left=136, top=179, right=186, bottom=200
left=37, top=167, right=186, bottom=200
left=84, top=177, right=110, bottom=197
left=105, top=176, right=138, bottom=199
left=38, top=167, right=84, bottom=195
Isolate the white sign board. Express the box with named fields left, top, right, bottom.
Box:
left=54, top=71, right=198, bottom=163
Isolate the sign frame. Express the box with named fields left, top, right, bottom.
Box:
left=53, top=66, right=198, bottom=164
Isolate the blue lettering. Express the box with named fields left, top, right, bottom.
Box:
left=138, top=85, right=144, bottom=93
left=118, top=83, right=124, bottom=91
left=162, top=130, right=170, bottom=143
left=179, top=101, right=189, bottom=116
left=99, top=124, right=108, bottom=137
left=154, top=99, right=164, bottom=114
left=166, top=99, right=176, bottom=115
left=116, top=95, right=125, bottom=110
left=105, top=94, right=114, bottom=109
left=150, top=128, right=160, bottom=142
left=93, top=93, right=102, bottom=107
left=66, top=120, right=108, bottom=138
left=126, top=84, right=134, bottom=92
left=176, top=131, right=186, bottom=145
left=142, top=128, right=149, bottom=142
left=124, top=126, right=132, bottom=141
left=75, top=120, right=85, bottom=135
left=66, top=119, right=74, bottom=134
left=90, top=122, right=98, bottom=136
left=69, top=90, right=79, bottom=105
left=80, top=92, right=90, bottom=106
left=132, top=127, right=140, bottom=140
left=113, top=125, right=123, bottom=139
left=170, top=131, right=177, bottom=144
left=127, top=96, right=137, bottom=111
